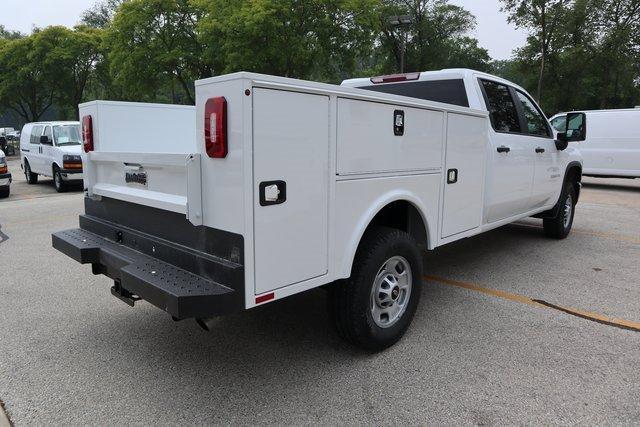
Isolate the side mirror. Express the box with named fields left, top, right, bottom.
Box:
left=40, top=135, right=52, bottom=145
left=555, top=112, right=586, bottom=150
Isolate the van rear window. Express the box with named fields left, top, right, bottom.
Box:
left=357, top=79, right=469, bottom=107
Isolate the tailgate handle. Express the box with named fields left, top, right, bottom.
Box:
left=259, top=181, right=287, bottom=206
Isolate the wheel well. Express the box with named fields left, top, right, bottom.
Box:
left=566, top=164, right=582, bottom=202
left=366, top=200, right=428, bottom=249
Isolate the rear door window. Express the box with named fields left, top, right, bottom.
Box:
left=515, top=91, right=551, bottom=137
left=358, top=79, right=470, bottom=107
left=480, top=80, right=521, bottom=133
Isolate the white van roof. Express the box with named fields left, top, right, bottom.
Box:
left=25, top=121, right=80, bottom=126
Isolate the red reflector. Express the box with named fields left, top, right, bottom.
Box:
left=82, top=115, right=93, bottom=153
left=370, top=72, right=421, bottom=84
left=204, top=97, right=228, bottom=158
left=255, top=292, right=275, bottom=304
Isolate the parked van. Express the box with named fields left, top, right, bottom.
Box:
left=0, top=149, right=10, bottom=198
left=19, top=121, right=83, bottom=192
left=550, top=109, right=640, bottom=178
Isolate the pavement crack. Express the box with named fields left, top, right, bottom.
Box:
left=532, top=299, right=640, bottom=333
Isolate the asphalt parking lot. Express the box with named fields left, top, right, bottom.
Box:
left=1, top=158, right=639, bottom=424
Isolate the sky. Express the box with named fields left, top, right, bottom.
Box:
left=1, top=0, right=529, bottom=60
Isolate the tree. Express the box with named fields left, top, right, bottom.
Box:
left=53, top=26, right=104, bottom=117
left=196, top=0, right=379, bottom=82
left=501, top=0, right=571, bottom=102
left=107, top=0, right=211, bottom=104
left=0, top=29, right=66, bottom=122
left=0, top=25, right=23, bottom=40
left=82, top=0, right=127, bottom=28
left=374, top=0, right=491, bottom=74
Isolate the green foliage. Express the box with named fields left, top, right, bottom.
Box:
left=0, top=0, right=637, bottom=124
left=498, top=0, right=640, bottom=114
left=106, top=0, right=210, bottom=104
left=196, top=0, right=380, bottom=82
left=373, top=0, right=491, bottom=74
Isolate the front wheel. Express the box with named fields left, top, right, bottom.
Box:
left=543, top=184, right=576, bottom=239
left=53, top=166, right=66, bottom=193
left=329, top=226, right=422, bottom=352
left=24, top=161, right=38, bottom=184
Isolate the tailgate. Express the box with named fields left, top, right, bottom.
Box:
left=79, top=101, right=203, bottom=225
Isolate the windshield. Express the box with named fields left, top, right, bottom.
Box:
left=53, top=125, right=81, bottom=146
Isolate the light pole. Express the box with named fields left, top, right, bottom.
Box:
left=388, top=15, right=413, bottom=73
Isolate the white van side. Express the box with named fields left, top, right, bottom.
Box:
left=551, top=109, right=640, bottom=178
left=20, top=121, right=85, bottom=192
left=0, top=149, right=10, bottom=198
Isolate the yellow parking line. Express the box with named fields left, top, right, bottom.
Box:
left=422, top=274, right=545, bottom=308
left=423, top=275, right=640, bottom=333
left=513, top=222, right=640, bottom=245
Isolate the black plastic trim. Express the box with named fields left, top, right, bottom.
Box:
left=60, top=169, right=83, bottom=175
left=0, top=173, right=11, bottom=180
left=52, top=196, right=245, bottom=319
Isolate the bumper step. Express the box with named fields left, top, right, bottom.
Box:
left=52, top=228, right=238, bottom=319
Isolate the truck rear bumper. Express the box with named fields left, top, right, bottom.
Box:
left=52, top=197, right=245, bottom=319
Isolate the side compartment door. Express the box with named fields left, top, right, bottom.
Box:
left=253, top=88, right=329, bottom=295
left=479, top=79, right=535, bottom=223
left=441, top=113, right=487, bottom=238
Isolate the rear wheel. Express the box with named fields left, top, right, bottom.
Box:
left=329, top=226, right=422, bottom=352
left=53, top=166, right=66, bottom=193
left=24, top=161, right=38, bottom=184
left=0, top=186, right=9, bottom=198
left=543, top=184, right=576, bottom=239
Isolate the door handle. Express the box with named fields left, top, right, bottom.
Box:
left=535, top=147, right=545, bottom=153
left=259, top=180, right=287, bottom=206
left=497, top=146, right=511, bottom=153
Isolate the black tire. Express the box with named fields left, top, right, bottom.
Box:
left=0, top=186, right=9, bottom=198
left=543, top=184, right=576, bottom=239
left=329, top=226, right=423, bottom=352
left=24, top=161, right=38, bottom=184
left=53, top=166, right=66, bottom=193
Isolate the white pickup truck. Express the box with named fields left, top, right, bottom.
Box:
left=52, top=69, right=585, bottom=351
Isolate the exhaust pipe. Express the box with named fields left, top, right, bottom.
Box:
left=196, top=317, right=221, bottom=332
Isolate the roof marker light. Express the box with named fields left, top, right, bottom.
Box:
left=370, top=72, right=421, bottom=84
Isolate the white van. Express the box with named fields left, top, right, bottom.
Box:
left=19, top=121, right=84, bottom=192
left=550, top=109, right=640, bottom=178
left=0, top=149, right=10, bottom=198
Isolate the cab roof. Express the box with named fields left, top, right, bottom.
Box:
left=341, top=68, right=527, bottom=93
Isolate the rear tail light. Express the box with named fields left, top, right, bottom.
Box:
left=370, top=72, right=421, bottom=84
left=82, top=115, right=93, bottom=153
left=204, top=97, right=227, bottom=158
left=0, top=164, right=6, bottom=174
